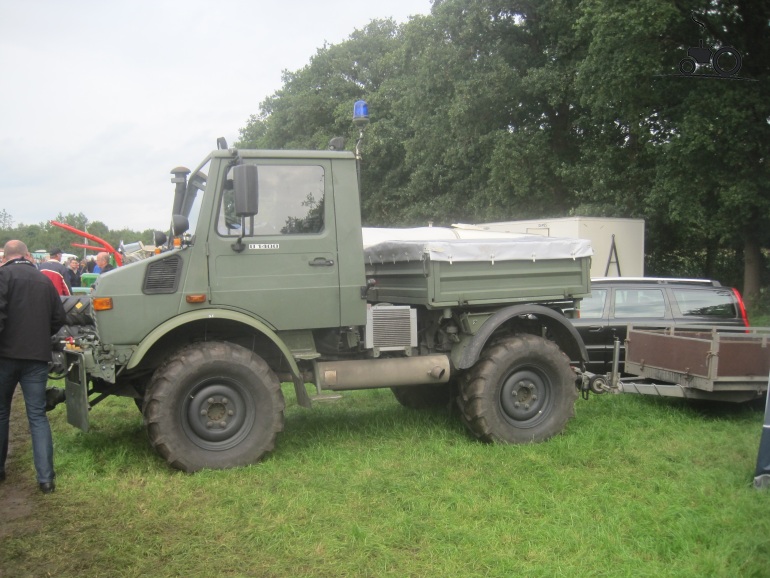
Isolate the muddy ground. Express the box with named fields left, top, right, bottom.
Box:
left=0, top=388, right=45, bottom=541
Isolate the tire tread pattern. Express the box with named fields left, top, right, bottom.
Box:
left=143, top=341, right=285, bottom=472
left=457, top=334, right=577, bottom=444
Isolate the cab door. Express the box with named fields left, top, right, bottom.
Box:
left=207, top=161, right=341, bottom=330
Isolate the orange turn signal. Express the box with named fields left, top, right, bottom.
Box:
left=92, top=297, right=113, bottom=311
left=185, top=294, right=207, bottom=304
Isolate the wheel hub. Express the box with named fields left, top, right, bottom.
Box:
left=500, top=370, right=548, bottom=423
left=185, top=384, right=250, bottom=446
left=200, top=397, right=235, bottom=428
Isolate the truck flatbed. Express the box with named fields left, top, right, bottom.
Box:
left=362, top=227, right=592, bottom=308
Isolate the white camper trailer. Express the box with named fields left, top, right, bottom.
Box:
left=454, top=217, right=645, bottom=278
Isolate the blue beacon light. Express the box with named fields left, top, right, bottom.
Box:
left=353, top=101, right=369, bottom=162
left=353, top=100, right=369, bottom=127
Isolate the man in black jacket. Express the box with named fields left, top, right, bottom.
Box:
left=0, top=240, right=67, bottom=493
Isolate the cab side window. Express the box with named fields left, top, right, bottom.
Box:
left=217, top=164, right=325, bottom=237
left=613, top=289, right=665, bottom=318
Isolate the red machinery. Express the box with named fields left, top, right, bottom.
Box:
left=50, top=221, right=123, bottom=267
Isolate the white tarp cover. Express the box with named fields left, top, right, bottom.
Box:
left=362, top=227, right=593, bottom=264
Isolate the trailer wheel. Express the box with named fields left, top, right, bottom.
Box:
left=143, top=342, right=285, bottom=472
left=458, top=335, right=577, bottom=443
left=391, top=384, right=452, bottom=409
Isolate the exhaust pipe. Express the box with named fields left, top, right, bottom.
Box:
left=316, top=355, right=451, bottom=391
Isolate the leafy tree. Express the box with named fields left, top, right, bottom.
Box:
left=235, top=0, right=769, bottom=300
left=0, top=215, right=151, bottom=262
left=471, top=0, right=588, bottom=221
left=374, top=2, right=524, bottom=224
left=573, top=0, right=770, bottom=301
left=237, top=19, right=405, bottom=152
left=0, top=209, right=13, bottom=231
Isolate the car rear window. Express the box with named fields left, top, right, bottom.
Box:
left=672, top=288, right=737, bottom=318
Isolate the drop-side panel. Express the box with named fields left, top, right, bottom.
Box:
left=367, top=256, right=590, bottom=308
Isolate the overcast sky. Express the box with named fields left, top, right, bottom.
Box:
left=0, top=0, right=432, bottom=234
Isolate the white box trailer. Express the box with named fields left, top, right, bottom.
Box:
left=453, top=217, right=645, bottom=278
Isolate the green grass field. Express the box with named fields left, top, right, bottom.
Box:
left=2, top=385, right=769, bottom=577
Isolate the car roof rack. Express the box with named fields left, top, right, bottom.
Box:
left=591, top=277, right=722, bottom=287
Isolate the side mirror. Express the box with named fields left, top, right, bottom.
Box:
left=172, top=214, right=189, bottom=237
left=230, top=164, right=259, bottom=254
left=153, top=231, right=168, bottom=247
left=233, top=164, right=259, bottom=217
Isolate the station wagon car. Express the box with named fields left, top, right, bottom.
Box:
left=571, top=278, right=750, bottom=374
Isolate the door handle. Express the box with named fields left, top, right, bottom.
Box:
left=309, top=257, right=335, bottom=267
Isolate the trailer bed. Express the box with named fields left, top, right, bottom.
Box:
left=619, top=325, right=770, bottom=402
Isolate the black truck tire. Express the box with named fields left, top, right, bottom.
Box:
left=60, top=295, right=94, bottom=326
left=391, top=384, right=451, bottom=410
left=143, top=341, right=285, bottom=472
left=457, top=334, right=577, bottom=444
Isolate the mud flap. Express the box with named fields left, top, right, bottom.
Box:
left=64, top=350, right=91, bottom=432
left=294, top=376, right=312, bottom=408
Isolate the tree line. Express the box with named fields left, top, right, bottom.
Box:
left=236, top=0, right=769, bottom=304
left=0, top=211, right=152, bottom=258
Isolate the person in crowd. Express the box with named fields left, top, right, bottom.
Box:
left=0, top=240, right=67, bottom=494
left=95, top=252, right=115, bottom=273
left=66, top=257, right=81, bottom=288
left=38, top=248, right=71, bottom=295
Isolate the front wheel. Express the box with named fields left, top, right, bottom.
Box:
left=143, top=342, right=285, bottom=472
left=679, top=57, right=696, bottom=75
left=457, top=335, right=577, bottom=443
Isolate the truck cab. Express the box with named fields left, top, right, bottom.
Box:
left=94, top=149, right=367, bottom=348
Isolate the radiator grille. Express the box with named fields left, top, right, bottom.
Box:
left=365, top=306, right=417, bottom=351
left=143, top=255, right=182, bottom=294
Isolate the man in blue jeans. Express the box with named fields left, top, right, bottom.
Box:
left=0, top=240, right=66, bottom=493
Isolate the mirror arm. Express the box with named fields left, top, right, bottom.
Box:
left=231, top=237, right=246, bottom=253
left=231, top=217, right=247, bottom=253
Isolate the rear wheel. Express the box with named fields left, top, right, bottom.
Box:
left=143, top=341, right=285, bottom=472
left=713, top=46, right=741, bottom=76
left=457, top=335, right=577, bottom=443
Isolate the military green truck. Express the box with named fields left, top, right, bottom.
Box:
left=61, top=132, right=593, bottom=472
